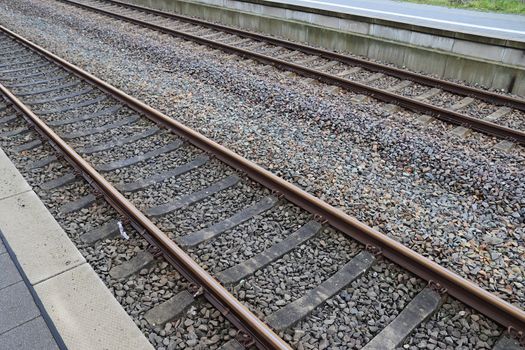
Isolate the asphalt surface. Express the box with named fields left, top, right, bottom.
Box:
left=266, top=0, right=525, bottom=42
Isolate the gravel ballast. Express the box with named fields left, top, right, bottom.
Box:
left=0, top=0, right=522, bottom=348
left=4, top=0, right=521, bottom=309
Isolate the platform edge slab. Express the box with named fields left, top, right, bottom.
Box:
left=34, top=263, right=154, bottom=350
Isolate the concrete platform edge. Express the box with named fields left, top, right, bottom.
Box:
left=120, top=0, right=525, bottom=96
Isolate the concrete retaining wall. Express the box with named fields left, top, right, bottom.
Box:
left=123, top=0, right=525, bottom=96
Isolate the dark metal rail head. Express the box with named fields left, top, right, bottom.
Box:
left=1, top=23, right=524, bottom=336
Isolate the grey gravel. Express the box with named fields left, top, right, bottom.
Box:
left=0, top=1, right=521, bottom=348
left=3, top=2, right=521, bottom=312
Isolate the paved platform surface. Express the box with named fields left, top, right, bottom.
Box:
left=267, top=0, right=525, bottom=42
left=0, top=146, right=154, bottom=350
left=0, top=234, right=63, bottom=350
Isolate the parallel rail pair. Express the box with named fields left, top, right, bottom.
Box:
left=0, top=20, right=523, bottom=350
left=59, top=0, right=525, bottom=145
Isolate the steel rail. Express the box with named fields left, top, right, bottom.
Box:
left=87, top=0, right=525, bottom=113
left=57, top=0, right=525, bottom=145
left=1, top=25, right=524, bottom=335
left=0, top=29, right=290, bottom=350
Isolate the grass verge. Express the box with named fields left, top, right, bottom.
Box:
left=398, top=0, right=525, bottom=15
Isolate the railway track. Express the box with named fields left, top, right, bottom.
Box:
left=0, top=23, right=524, bottom=350
left=54, top=0, right=525, bottom=148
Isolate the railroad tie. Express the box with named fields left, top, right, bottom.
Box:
left=216, top=220, right=322, bottom=285
left=80, top=220, right=120, bottom=245
left=40, top=173, right=77, bottom=191
left=47, top=104, right=123, bottom=127
left=485, top=108, right=515, bottom=151
left=484, top=107, right=511, bottom=122
left=145, top=175, right=240, bottom=217
left=295, top=56, right=319, bottom=66
left=262, top=46, right=284, bottom=55
left=59, top=194, right=97, bottom=214
left=414, top=87, right=442, bottom=101
left=314, top=60, right=340, bottom=72
left=450, top=97, right=475, bottom=111
left=324, top=85, right=341, bottom=94
left=25, top=155, right=57, bottom=170
left=0, top=127, right=28, bottom=138
left=245, top=41, right=267, bottom=52
left=116, top=155, right=208, bottom=192
left=337, top=66, right=362, bottom=78
left=381, top=104, right=401, bottom=114
left=0, top=56, right=42, bottom=69
left=362, top=72, right=384, bottom=84
left=12, top=139, right=42, bottom=153
left=350, top=94, right=371, bottom=104
left=95, top=139, right=182, bottom=172
left=191, top=29, right=214, bottom=37
left=26, top=86, right=92, bottom=104
left=7, top=73, right=69, bottom=89
left=60, top=115, right=140, bottom=140
left=386, top=80, right=412, bottom=93
left=150, top=17, right=175, bottom=27
left=143, top=290, right=195, bottom=326
left=416, top=115, right=435, bottom=125
left=276, top=51, right=300, bottom=61
left=16, top=81, right=81, bottom=97
left=76, top=126, right=159, bottom=155
left=227, top=38, right=253, bottom=47
left=38, top=94, right=107, bottom=115
left=494, top=140, right=515, bottom=152
left=449, top=97, right=476, bottom=138
left=0, top=113, right=18, bottom=125
left=449, top=105, right=515, bottom=151
left=108, top=251, right=156, bottom=280
left=201, top=32, right=225, bottom=41
left=176, top=196, right=278, bottom=247
left=0, top=66, right=60, bottom=81
left=0, top=61, right=51, bottom=75
left=266, top=251, right=375, bottom=330
left=172, top=23, right=193, bottom=31
left=362, top=287, right=444, bottom=350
